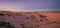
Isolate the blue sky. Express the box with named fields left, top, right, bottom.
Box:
left=0, top=0, right=60, bottom=12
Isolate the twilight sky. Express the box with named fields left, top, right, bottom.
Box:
left=0, top=0, right=60, bottom=12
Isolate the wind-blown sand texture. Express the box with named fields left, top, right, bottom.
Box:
left=0, top=11, right=60, bottom=28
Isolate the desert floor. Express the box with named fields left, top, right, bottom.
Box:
left=0, top=11, right=60, bottom=28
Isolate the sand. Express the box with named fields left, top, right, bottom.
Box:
left=0, top=11, right=60, bottom=28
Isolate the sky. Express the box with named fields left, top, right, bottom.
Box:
left=0, top=0, right=60, bottom=12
